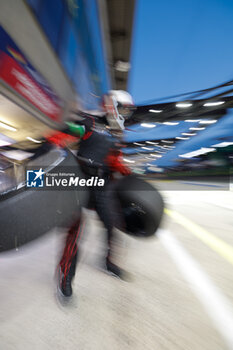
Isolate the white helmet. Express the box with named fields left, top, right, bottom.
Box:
left=109, top=90, right=135, bottom=118
left=103, top=90, right=135, bottom=131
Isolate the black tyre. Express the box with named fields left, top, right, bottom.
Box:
left=115, top=175, right=164, bottom=237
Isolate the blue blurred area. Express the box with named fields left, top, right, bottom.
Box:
left=154, top=110, right=233, bottom=167
left=27, top=0, right=111, bottom=109
left=124, top=121, right=200, bottom=143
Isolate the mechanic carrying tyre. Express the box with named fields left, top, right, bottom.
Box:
left=57, top=91, right=164, bottom=298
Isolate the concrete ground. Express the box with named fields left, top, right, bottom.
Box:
left=0, top=180, right=233, bottom=350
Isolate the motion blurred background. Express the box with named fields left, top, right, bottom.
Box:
left=0, top=1, right=233, bottom=350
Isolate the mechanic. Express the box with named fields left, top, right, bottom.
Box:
left=58, top=91, right=134, bottom=298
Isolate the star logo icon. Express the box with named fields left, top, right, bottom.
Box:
left=26, top=168, right=45, bottom=188
left=33, top=168, right=45, bottom=181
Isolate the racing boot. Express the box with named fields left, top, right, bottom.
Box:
left=58, top=253, right=77, bottom=297
left=105, top=257, right=129, bottom=281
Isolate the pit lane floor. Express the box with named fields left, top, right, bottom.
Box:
left=0, top=181, right=232, bottom=350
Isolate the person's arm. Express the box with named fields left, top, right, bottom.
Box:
left=63, top=114, right=96, bottom=137
left=64, top=122, right=85, bottom=138
left=46, top=115, right=96, bottom=147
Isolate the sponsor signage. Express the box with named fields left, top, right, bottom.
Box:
left=0, top=26, right=62, bottom=121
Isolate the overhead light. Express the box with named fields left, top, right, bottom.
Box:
left=161, top=140, right=174, bottom=143
left=146, top=141, right=158, bottom=145
left=163, top=145, right=175, bottom=149
left=142, top=146, right=154, bottom=150
left=150, top=154, right=162, bottom=158
left=0, top=121, right=17, bottom=132
left=182, top=132, right=196, bottom=136
left=179, top=147, right=216, bottom=158
left=26, top=136, right=42, bottom=143
left=199, top=120, right=217, bottom=124
left=123, top=158, right=135, bottom=163
left=203, top=101, right=225, bottom=107
left=149, top=109, right=162, bottom=113
left=189, top=127, right=205, bottom=130
left=185, top=119, right=201, bottom=122
left=141, top=123, right=156, bottom=128
left=134, top=142, right=144, bottom=146
left=115, top=61, right=131, bottom=72
left=211, top=142, right=233, bottom=148
left=163, top=122, right=179, bottom=126
left=176, top=102, right=193, bottom=108
left=176, top=137, right=190, bottom=140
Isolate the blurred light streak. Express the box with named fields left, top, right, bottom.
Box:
left=179, top=147, right=216, bottom=158
left=0, top=121, right=17, bottom=132
left=141, top=123, right=156, bottom=128
left=176, top=102, right=193, bottom=108
left=204, top=101, right=225, bottom=107
left=149, top=109, right=162, bottom=113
